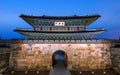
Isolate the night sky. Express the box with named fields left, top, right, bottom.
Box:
left=0, top=0, right=120, bottom=39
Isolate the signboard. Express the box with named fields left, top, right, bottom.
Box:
left=54, top=22, right=65, bottom=26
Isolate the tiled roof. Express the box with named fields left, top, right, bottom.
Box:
left=20, top=14, right=100, bottom=19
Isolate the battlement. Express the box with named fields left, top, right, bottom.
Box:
left=0, top=39, right=110, bottom=44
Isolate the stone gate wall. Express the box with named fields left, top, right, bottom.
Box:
left=0, top=40, right=112, bottom=71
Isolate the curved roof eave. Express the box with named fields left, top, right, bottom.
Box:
left=19, top=14, right=101, bottom=20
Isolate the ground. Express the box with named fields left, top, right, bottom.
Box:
left=3, top=69, right=119, bottom=75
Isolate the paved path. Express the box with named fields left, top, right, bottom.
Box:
left=49, top=62, right=71, bottom=75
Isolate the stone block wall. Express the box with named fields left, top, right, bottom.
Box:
left=110, top=40, right=120, bottom=74
left=4, top=40, right=111, bottom=71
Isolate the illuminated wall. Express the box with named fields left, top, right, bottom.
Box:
left=10, top=42, right=111, bottom=70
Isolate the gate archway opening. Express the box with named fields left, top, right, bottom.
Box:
left=52, top=50, right=68, bottom=68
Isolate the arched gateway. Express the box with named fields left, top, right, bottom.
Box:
left=52, top=50, right=68, bottom=68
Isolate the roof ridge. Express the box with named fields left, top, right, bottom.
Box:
left=20, top=14, right=101, bottom=18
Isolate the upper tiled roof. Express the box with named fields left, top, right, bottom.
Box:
left=20, top=14, right=101, bottom=19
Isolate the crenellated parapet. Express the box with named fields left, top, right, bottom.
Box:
left=0, top=39, right=110, bottom=44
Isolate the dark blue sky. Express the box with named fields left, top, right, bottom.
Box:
left=0, top=0, right=120, bottom=39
